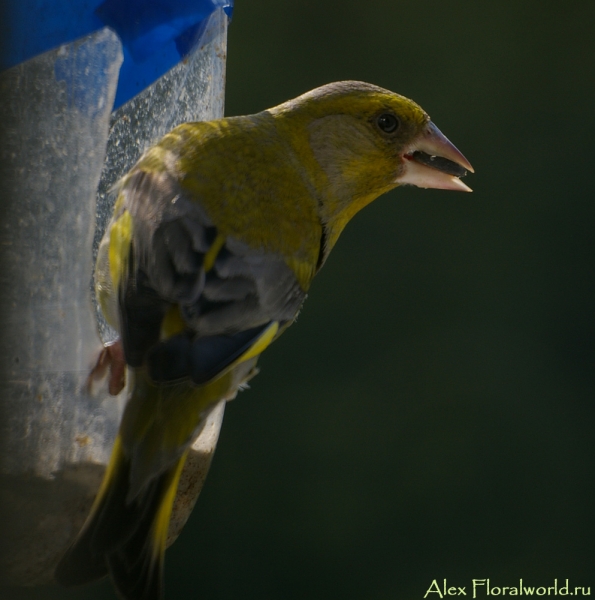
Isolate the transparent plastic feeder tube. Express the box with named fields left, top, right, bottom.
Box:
left=0, top=8, right=228, bottom=586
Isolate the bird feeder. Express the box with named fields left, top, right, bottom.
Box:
left=0, top=0, right=231, bottom=586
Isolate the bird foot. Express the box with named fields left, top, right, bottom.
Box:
left=87, top=339, right=126, bottom=396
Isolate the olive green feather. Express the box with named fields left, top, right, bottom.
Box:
left=56, top=81, right=472, bottom=600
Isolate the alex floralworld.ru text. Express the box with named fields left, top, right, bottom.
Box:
left=424, top=579, right=591, bottom=598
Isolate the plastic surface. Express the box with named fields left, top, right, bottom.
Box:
left=0, top=27, right=123, bottom=586
left=0, top=27, right=123, bottom=480
left=3, top=0, right=233, bottom=108
left=0, top=8, right=228, bottom=586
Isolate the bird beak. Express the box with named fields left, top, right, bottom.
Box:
left=397, top=121, right=474, bottom=192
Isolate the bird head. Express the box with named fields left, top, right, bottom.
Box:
left=268, top=81, right=473, bottom=244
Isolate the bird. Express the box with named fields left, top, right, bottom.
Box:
left=55, top=80, right=473, bottom=600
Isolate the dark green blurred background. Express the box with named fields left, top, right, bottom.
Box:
left=10, top=0, right=595, bottom=598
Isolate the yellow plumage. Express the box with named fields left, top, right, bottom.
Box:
left=56, top=81, right=472, bottom=600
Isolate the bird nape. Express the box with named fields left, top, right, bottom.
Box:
left=55, top=80, right=473, bottom=600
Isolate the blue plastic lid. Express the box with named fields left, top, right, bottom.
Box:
left=3, top=0, right=233, bottom=109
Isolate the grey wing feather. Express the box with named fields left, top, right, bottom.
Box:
left=187, top=240, right=305, bottom=335
left=116, top=168, right=306, bottom=378
left=124, top=170, right=215, bottom=305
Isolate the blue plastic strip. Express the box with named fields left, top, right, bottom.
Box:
left=3, top=0, right=233, bottom=109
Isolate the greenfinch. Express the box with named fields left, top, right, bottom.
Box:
left=56, top=81, right=473, bottom=600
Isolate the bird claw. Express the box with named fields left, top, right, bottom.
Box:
left=87, top=339, right=126, bottom=396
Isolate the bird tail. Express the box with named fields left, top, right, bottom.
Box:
left=55, top=433, right=188, bottom=600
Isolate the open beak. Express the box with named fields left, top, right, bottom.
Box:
left=397, top=121, right=474, bottom=192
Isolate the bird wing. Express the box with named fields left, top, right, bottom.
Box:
left=57, top=166, right=308, bottom=596
left=106, top=168, right=306, bottom=383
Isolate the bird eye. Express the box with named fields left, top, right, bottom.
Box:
left=376, top=113, right=399, bottom=134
